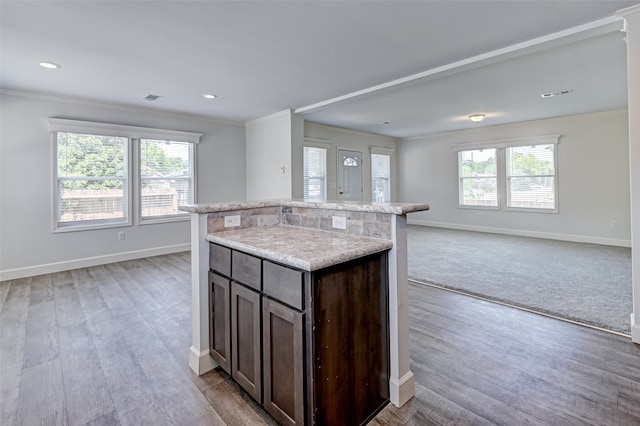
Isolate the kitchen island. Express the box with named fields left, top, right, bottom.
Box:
left=179, top=199, right=429, bottom=424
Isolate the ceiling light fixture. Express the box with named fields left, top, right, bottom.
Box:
left=468, top=114, right=486, bottom=122
left=202, top=93, right=217, bottom=99
left=39, top=61, right=61, bottom=69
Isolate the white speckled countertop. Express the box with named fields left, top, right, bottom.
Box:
left=179, top=198, right=429, bottom=215
left=207, top=225, right=393, bottom=271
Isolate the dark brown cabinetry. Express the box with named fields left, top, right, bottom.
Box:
left=209, top=242, right=389, bottom=425
left=208, top=271, right=230, bottom=372
left=231, top=282, right=262, bottom=402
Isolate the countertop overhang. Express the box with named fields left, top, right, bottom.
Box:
left=207, top=225, right=393, bottom=271
left=179, top=199, right=429, bottom=215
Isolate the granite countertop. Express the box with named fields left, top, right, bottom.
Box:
left=179, top=198, right=429, bottom=215
left=206, top=225, right=393, bottom=271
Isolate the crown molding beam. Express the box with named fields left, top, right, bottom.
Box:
left=295, top=16, right=623, bottom=115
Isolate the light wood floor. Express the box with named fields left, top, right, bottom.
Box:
left=2, top=253, right=640, bottom=425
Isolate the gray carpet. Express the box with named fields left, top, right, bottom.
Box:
left=407, top=226, right=633, bottom=334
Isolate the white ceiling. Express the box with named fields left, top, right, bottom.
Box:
left=1, top=1, right=637, bottom=139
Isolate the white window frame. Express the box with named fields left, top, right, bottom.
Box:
left=303, top=143, right=329, bottom=201
left=505, top=143, right=558, bottom=213
left=454, top=135, right=560, bottom=213
left=49, top=118, right=201, bottom=232
left=370, top=147, right=394, bottom=203
left=136, top=139, right=197, bottom=224
left=52, top=131, right=133, bottom=232
left=457, top=148, right=500, bottom=210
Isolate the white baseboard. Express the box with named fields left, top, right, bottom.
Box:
left=0, top=243, right=190, bottom=281
left=189, top=346, right=217, bottom=376
left=631, top=313, right=640, bottom=344
left=407, top=219, right=631, bottom=248
left=389, top=371, right=415, bottom=407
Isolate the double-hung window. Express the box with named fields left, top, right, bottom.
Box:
left=55, top=132, right=130, bottom=227
left=140, top=139, right=194, bottom=220
left=506, top=144, right=556, bottom=210
left=458, top=148, right=498, bottom=208
left=457, top=135, right=559, bottom=212
left=50, top=119, right=201, bottom=231
left=371, top=147, right=393, bottom=203
left=303, top=146, right=327, bottom=201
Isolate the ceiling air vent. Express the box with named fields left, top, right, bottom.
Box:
left=144, top=94, right=163, bottom=101
left=541, top=89, right=573, bottom=99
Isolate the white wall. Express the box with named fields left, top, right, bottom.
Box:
left=0, top=90, right=246, bottom=279
left=303, top=122, right=399, bottom=202
left=399, top=109, right=630, bottom=246
left=245, top=109, right=304, bottom=200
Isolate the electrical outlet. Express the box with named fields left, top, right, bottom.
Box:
left=117, top=231, right=125, bottom=240
left=332, top=216, right=347, bottom=230
left=224, top=215, right=241, bottom=227
left=611, top=220, right=619, bottom=229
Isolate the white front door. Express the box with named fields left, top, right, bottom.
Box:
left=337, top=149, right=363, bottom=201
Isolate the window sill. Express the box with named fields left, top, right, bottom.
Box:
left=53, top=219, right=131, bottom=233
left=139, top=214, right=190, bottom=225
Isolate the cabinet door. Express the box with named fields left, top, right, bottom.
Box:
left=209, top=272, right=231, bottom=373
left=231, top=282, right=262, bottom=402
left=263, top=298, right=304, bottom=426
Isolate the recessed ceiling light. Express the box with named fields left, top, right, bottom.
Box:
left=39, top=61, right=61, bottom=69
left=468, top=114, right=486, bottom=122
left=202, top=93, right=217, bottom=99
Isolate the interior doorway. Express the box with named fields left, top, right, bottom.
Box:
left=337, top=149, right=363, bottom=201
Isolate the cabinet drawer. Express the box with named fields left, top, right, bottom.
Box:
left=232, top=251, right=262, bottom=291
left=210, top=243, right=231, bottom=276
left=263, top=261, right=304, bottom=310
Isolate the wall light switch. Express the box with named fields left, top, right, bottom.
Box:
left=332, top=216, right=347, bottom=230
left=224, top=215, right=241, bottom=227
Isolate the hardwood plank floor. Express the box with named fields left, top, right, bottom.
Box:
left=2, top=253, right=640, bottom=425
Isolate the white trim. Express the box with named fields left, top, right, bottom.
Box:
left=631, top=313, right=640, bottom=343
left=453, top=134, right=561, bottom=151
left=303, top=140, right=331, bottom=150
left=295, top=17, right=622, bottom=114
left=0, top=243, right=190, bottom=281
left=1, top=88, right=244, bottom=127
left=407, top=219, right=631, bottom=248
left=618, top=4, right=640, bottom=20
left=370, top=146, right=395, bottom=155
left=48, top=118, right=203, bottom=144
left=189, top=346, right=217, bottom=376
left=304, top=137, right=330, bottom=144
left=389, top=371, right=416, bottom=408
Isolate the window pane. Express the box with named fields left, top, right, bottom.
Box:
left=507, top=144, right=556, bottom=209
left=304, top=147, right=326, bottom=201
left=56, top=132, right=128, bottom=225
left=460, top=177, right=498, bottom=206
left=140, top=139, right=194, bottom=218
left=459, top=149, right=497, bottom=207
left=460, top=149, right=496, bottom=177
left=508, top=144, right=554, bottom=176
left=371, top=153, right=390, bottom=202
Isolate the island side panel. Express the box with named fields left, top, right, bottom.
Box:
left=189, top=212, right=218, bottom=375
left=388, top=214, right=415, bottom=406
